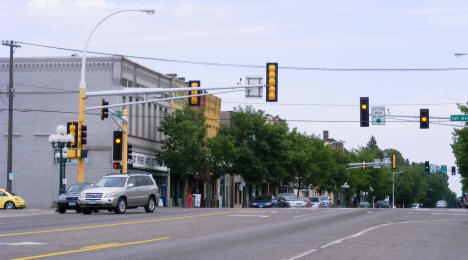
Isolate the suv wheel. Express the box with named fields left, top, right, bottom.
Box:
left=58, top=206, right=66, bottom=214
left=82, top=208, right=92, bottom=215
left=145, top=196, right=156, bottom=213
left=115, top=198, right=127, bottom=214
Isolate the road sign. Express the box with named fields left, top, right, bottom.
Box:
left=430, top=164, right=438, bottom=174
left=114, top=111, right=122, bottom=118
left=372, top=107, right=385, bottom=125
left=450, top=115, right=468, bottom=121
left=383, top=158, right=391, bottom=168
left=373, top=159, right=381, bottom=168
left=441, top=165, right=447, bottom=174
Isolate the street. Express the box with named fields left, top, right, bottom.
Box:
left=1, top=207, right=467, bottom=260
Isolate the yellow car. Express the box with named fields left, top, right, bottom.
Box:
left=0, top=189, right=27, bottom=209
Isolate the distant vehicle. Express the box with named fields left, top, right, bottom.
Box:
left=299, top=197, right=312, bottom=207
left=436, top=200, right=448, bottom=208
left=376, top=200, right=389, bottom=208
left=309, top=197, right=321, bottom=208
left=459, top=193, right=468, bottom=208
left=251, top=195, right=278, bottom=208
left=318, top=196, right=332, bottom=208
left=411, top=203, right=420, bottom=209
left=278, top=196, right=306, bottom=208
left=56, top=183, right=94, bottom=213
left=78, top=173, right=160, bottom=215
left=359, top=201, right=370, bottom=208
left=0, top=189, right=27, bottom=209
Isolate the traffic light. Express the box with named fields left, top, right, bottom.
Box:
left=362, top=161, right=366, bottom=171
left=67, top=121, right=78, bottom=148
left=266, top=62, right=278, bottom=102
left=188, top=81, right=200, bottom=106
left=113, top=131, right=123, bottom=161
left=100, top=99, right=109, bottom=120
left=425, top=161, right=430, bottom=174
left=128, top=144, right=133, bottom=169
left=78, top=124, right=87, bottom=145
left=360, top=97, right=369, bottom=127
left=452, top=166, right=456, bottom=175
left=420, top=109, right=429, bottom=129
left=113, top=162, right=122, bottom=170
left=392, top=154, right=397, bottom=169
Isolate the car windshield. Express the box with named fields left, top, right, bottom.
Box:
left=6, top=190, right=17, bottom=196
left=310, top=198, right=319, bottom=202
left=283, top=196, right=296, bottom=201
left=68, top=184, right=92, bottom=192
left=95, top=177, right=127, bottom=187
left=254, top=195, right=271, bottom=201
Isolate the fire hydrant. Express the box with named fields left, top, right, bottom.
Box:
left=187, top=193, right=192, bottom=208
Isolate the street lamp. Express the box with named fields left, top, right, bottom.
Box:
left=49, top=125, right=74, bottom=194
left=341, top=182, right=349, bottom=208
left=76, top=8, right=155, bottom=182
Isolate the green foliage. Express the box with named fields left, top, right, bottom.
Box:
left=451, top=102, right=468, bottom=192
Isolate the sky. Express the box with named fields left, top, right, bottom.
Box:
left=1, top=0, right=467, bottom=195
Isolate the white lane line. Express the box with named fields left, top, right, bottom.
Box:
left=0, top=242, right=46, bottom=246
left=293, top=209, right=339, bottom=219
left=228, top=214, right=269, bottom=218
left=431, top=213, right=468, bottom=216
left=285, top=218, right=468, bottom=260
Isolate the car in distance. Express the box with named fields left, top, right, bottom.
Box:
left=0, top=188, right=27, bottom=209
left=318, top=196, right=332, bottom=208
left=299, top=197, right=312, bottom=207
left=251, top=195, right=278, bottom=208
left=411, top=203, right=420, bottom=209
left=309, top=197, right=321, bottom=208
left=359, top=201, right=370, bottom=208
left=78, top=173, right=160, bottom=215
left=375, top=200, right=389, bottom=208
left=278, top=196, right=306, bottom=208
left=436, top=200, right=447, bottom=208
left=56, top=182, right=94, bottom=214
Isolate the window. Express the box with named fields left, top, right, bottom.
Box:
left=127, top=177, right=136, bottom=187
left=121, top=78, right=133, bottom=88
left=0, top=191, right=6, bottom=196
left=135, top=176, right=147, bottom=187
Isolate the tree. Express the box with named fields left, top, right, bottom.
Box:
left=366, top=135, right=379, bottom=151
left=451, top=102, right=468, bottom=192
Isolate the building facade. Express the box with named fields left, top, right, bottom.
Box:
left=0, top=56, right=175, bottom=208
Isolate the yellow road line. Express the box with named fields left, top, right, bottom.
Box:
left=11, top=237, right=169, bottom=260
left=0, top=209, right=251, bottom=238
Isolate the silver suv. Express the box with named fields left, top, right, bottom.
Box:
left=78, top=173, right=160, bottom=215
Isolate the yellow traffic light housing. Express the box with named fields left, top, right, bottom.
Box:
left=420, top=109, right=429, bottom=129
left=188, top=81, right=200, bottom=106
left=67, top=121, right=78, bottom=148
left=362, top=161, right=366, bottom=171
left=100, top=99, right=109, bottom=120
left=266, top=62, right=278, bottom=102
left=392, top=154, right=396, bottom=169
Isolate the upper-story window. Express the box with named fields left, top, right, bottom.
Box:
left=121, top=78, right=133, bottom=88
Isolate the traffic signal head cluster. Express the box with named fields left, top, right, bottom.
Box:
left=188, top=81, right=200, bottom=106
left=266, top=63, right=278, bottom=102
left=420, top=109, right=429, bottom=129
left=360, top=97, right=369, bottom=127
left=67, top=121, right=78, bottom=148
left=452, top=166, right=456, bottom=175
left=100, top=99, right=109, bottom=120
left=78, top=124, right=87, bottom=145
left=392, top=154, right=397, bottom=169
left=424, top=161, right=430, bottom=174
left=128, top=144, right=133, bottom=169
left=362, top=160, right=366, bottom=170
left=113, top=131, right=123, bottom=161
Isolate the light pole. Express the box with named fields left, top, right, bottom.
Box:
left=369, top=186, right=374, bottom=208
left=49, top=125, right=74, bottom=194
left=341, top=182, right=349, bottom=208
left=392, top=171, right=401, bottom=208
left=76, top=9, right=155, bottom=182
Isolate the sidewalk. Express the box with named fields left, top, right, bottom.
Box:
left=0, top=208, right=56, bottom=218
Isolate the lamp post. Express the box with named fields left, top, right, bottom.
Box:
left=49, top=125, right=74, bottom=194
left=341, top=182, right=349, bottom=208
left=369, top=186, right=374, bottom=208
left=76, top=9, right=155, bottom=183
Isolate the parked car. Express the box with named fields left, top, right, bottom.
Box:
left=411, top=203, right=420, bottom=209
left=278, top=196, right=306, bottom=208
left=251, top=195, right=278, bottom=208
left=359, top=201, right=370, bottom=208
left=299, top=197, right=312, bottom=207
left=459, top=193, right=468, bottom=208
left=309, top=197, right=321, bottom=208
left=436, top=200, right=448, bottom=208
left=376, top=200, right=389, bottom=208
left=0, top=188, right=27, bottom=209
left=78, top=173, right=160, bottom=215
left=318, top=196, right=332, bottom=208
left=56, top=182, right=94, bottom=213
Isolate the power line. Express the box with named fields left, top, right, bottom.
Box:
left=223, top=101, right=462, bottom=107
left=15, top=40, right=468, bottom=72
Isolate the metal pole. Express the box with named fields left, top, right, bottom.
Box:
left=392, top=172, right=395, bottom=208
left=122, top=109, right=128, bottom=173
left=2, top=41, right=20, bottom=192
left=59, top=144, right=66, bottom=194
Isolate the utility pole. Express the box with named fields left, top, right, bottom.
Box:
left=2, top=40, right=20, bottom=192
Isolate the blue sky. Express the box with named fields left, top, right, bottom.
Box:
left=1, top=0, right=467, bottom=194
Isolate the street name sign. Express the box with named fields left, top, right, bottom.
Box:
left=450, top=115, right=468, bottom=121
left=372, top=107, right=385, bottom=125
left=441, top=165, right=447, bottom=174
left=373, top=159, right=381, bottom=168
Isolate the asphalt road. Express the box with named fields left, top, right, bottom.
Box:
left=1, top=207, right=467, bottom=260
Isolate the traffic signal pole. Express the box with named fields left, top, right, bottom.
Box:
left=122, top=109, right=128, bottom=174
